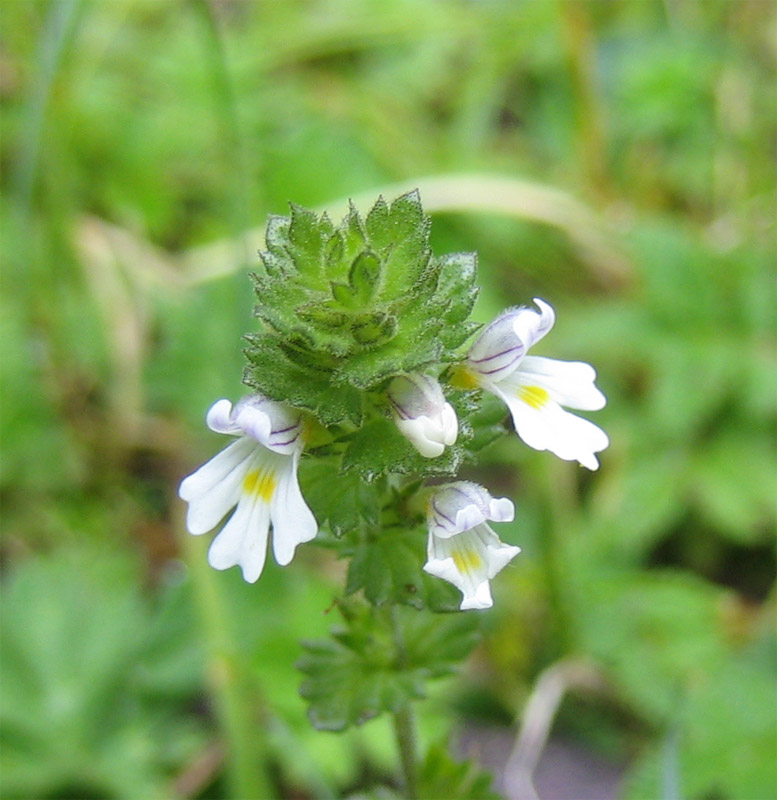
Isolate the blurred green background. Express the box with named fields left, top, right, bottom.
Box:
left=1, top=1, right=775, bottom=798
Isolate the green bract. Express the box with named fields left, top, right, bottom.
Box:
left=297, top=601, right=479, bottom=731
left=244, top=191, right=479, bottom=426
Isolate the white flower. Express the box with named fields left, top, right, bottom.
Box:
left=424, top=482, right=520, bottom=610
left=463, top=298, right=608, bottom=470
left=178, top=395, right=317, bottom=583
left=387, top=373, right=458, bottom=458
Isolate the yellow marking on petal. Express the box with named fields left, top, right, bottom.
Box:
left=450, top=365, right=481, bottom=391
left=452, top=547, right=483, bottom=575
left=518, top=384, right=550, bottom=410
left=243, top=468, right=276, bottom=502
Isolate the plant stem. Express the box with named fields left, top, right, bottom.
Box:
left=389, top=607, right=419, bottom=799
left=393, top=703, right=419, bottom=800
left=538, top=458, right=578, bottom=656
left=176, top=508, right=275, bottom=800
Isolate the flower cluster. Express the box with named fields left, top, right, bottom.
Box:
left=179, top=296, right=607, bottom=609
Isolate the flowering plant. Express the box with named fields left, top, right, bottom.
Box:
left=178, top=191, right=607, bottom=797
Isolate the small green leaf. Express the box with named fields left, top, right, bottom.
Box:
left=346, top=526, right=425, bottom=607
left=297, top=603, right=424, bottom=731
left=297, top=305, right=349, bottom=329
left=351, top=311, right=397, bottom=347
left=339, top=202, right=369, bottom=265
left=298, top=602, right=480, bottom=732
left=345, top=525, right=463, bottom=611
left=364, top=195, right=391, bottom=250
left=243, top=334, right=363, bottom=425
left=341, top=418, right=464, bottom=481
left=299, top=459, right=381, bottom=537
left=349, top=251, right=382, bottom=303
left=341, top=419, right=410, bottom=480
left=288, top=203, right=327, bottom=281
left=324, top=230, right=345, bottom=276
left=263, top=215, right=291, bottom=260
left=456, top=391, right=506, bottom=456
left=379, top=191, right=431, bottom=292
left=330, top=280, right=354, bottom=307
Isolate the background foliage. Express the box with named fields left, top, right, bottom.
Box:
left=1, top=1, right=775, bottom=798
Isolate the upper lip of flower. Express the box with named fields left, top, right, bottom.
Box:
left=466, top=297, right=556, bottom=383
left=427, top=481, right=515, bottom=536
left=206, top=396, right=305, bottom=455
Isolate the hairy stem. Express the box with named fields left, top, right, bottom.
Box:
left=393, top=704, right=419, bottom=800
left=176, top=507, right=275, bottom=800
left=538, top=458, right=578, bottom=656
left=390, top=607, right=419, bottom=799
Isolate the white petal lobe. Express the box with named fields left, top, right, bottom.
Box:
left=270, top=452, right=318, bottom=566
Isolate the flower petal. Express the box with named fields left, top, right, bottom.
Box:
left=494, top=384, right=609, bottom=469
left=206, top=399, right=242, bottom=435
left=207, top=489, right=271, bottom=583
left=429, top=490, right=486, bottom=538
left=396, top=417, right=445, bottom=458
left=441, top=403, right=458, bottom=446
left=389, top=374, right=458, bottom=458
left=467, top=310, right=527, bottom=382
left=428, top=482, right=515, bottom=538
left=482, top=533, right=522, bottom=578
left=179, top=437, right=257, bottom=534
left=513, top=298, right=555, bottom=351
left=487, top=496, right=515, bottom=523
left=233, top=402, right=274, bottom=447
left=424, top=532, right=491, bottom=609
left=270, top=452, right=318, bottom=566
left=460, top=583, right=495, bottom=611
left=517, top=356, right=606, bottom=410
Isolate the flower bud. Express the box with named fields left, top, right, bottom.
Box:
left=387, top=373, right=458, bottom=458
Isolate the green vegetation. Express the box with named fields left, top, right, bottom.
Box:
left=1, top=1, right=774, bottom=798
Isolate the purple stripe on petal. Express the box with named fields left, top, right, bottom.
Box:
left=272, top=423, right=298, bottom=435
left=270, top=432, right=300, bottom=448
left=431, top=497, right=457, bottom=528
left=470, top=344, right=522, bottom=365
left=389, top=397, right=411, bottom=420
left=477, top=355, right=522, bottom=376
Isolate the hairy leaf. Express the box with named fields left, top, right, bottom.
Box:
left=298, top=601, right=479, bottom=732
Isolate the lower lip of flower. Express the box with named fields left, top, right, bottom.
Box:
left=243, top=468, right=276, bottom=501
left=452, top=547, right=483, bottom=575
left=517, top=385, right=550, bottom=409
